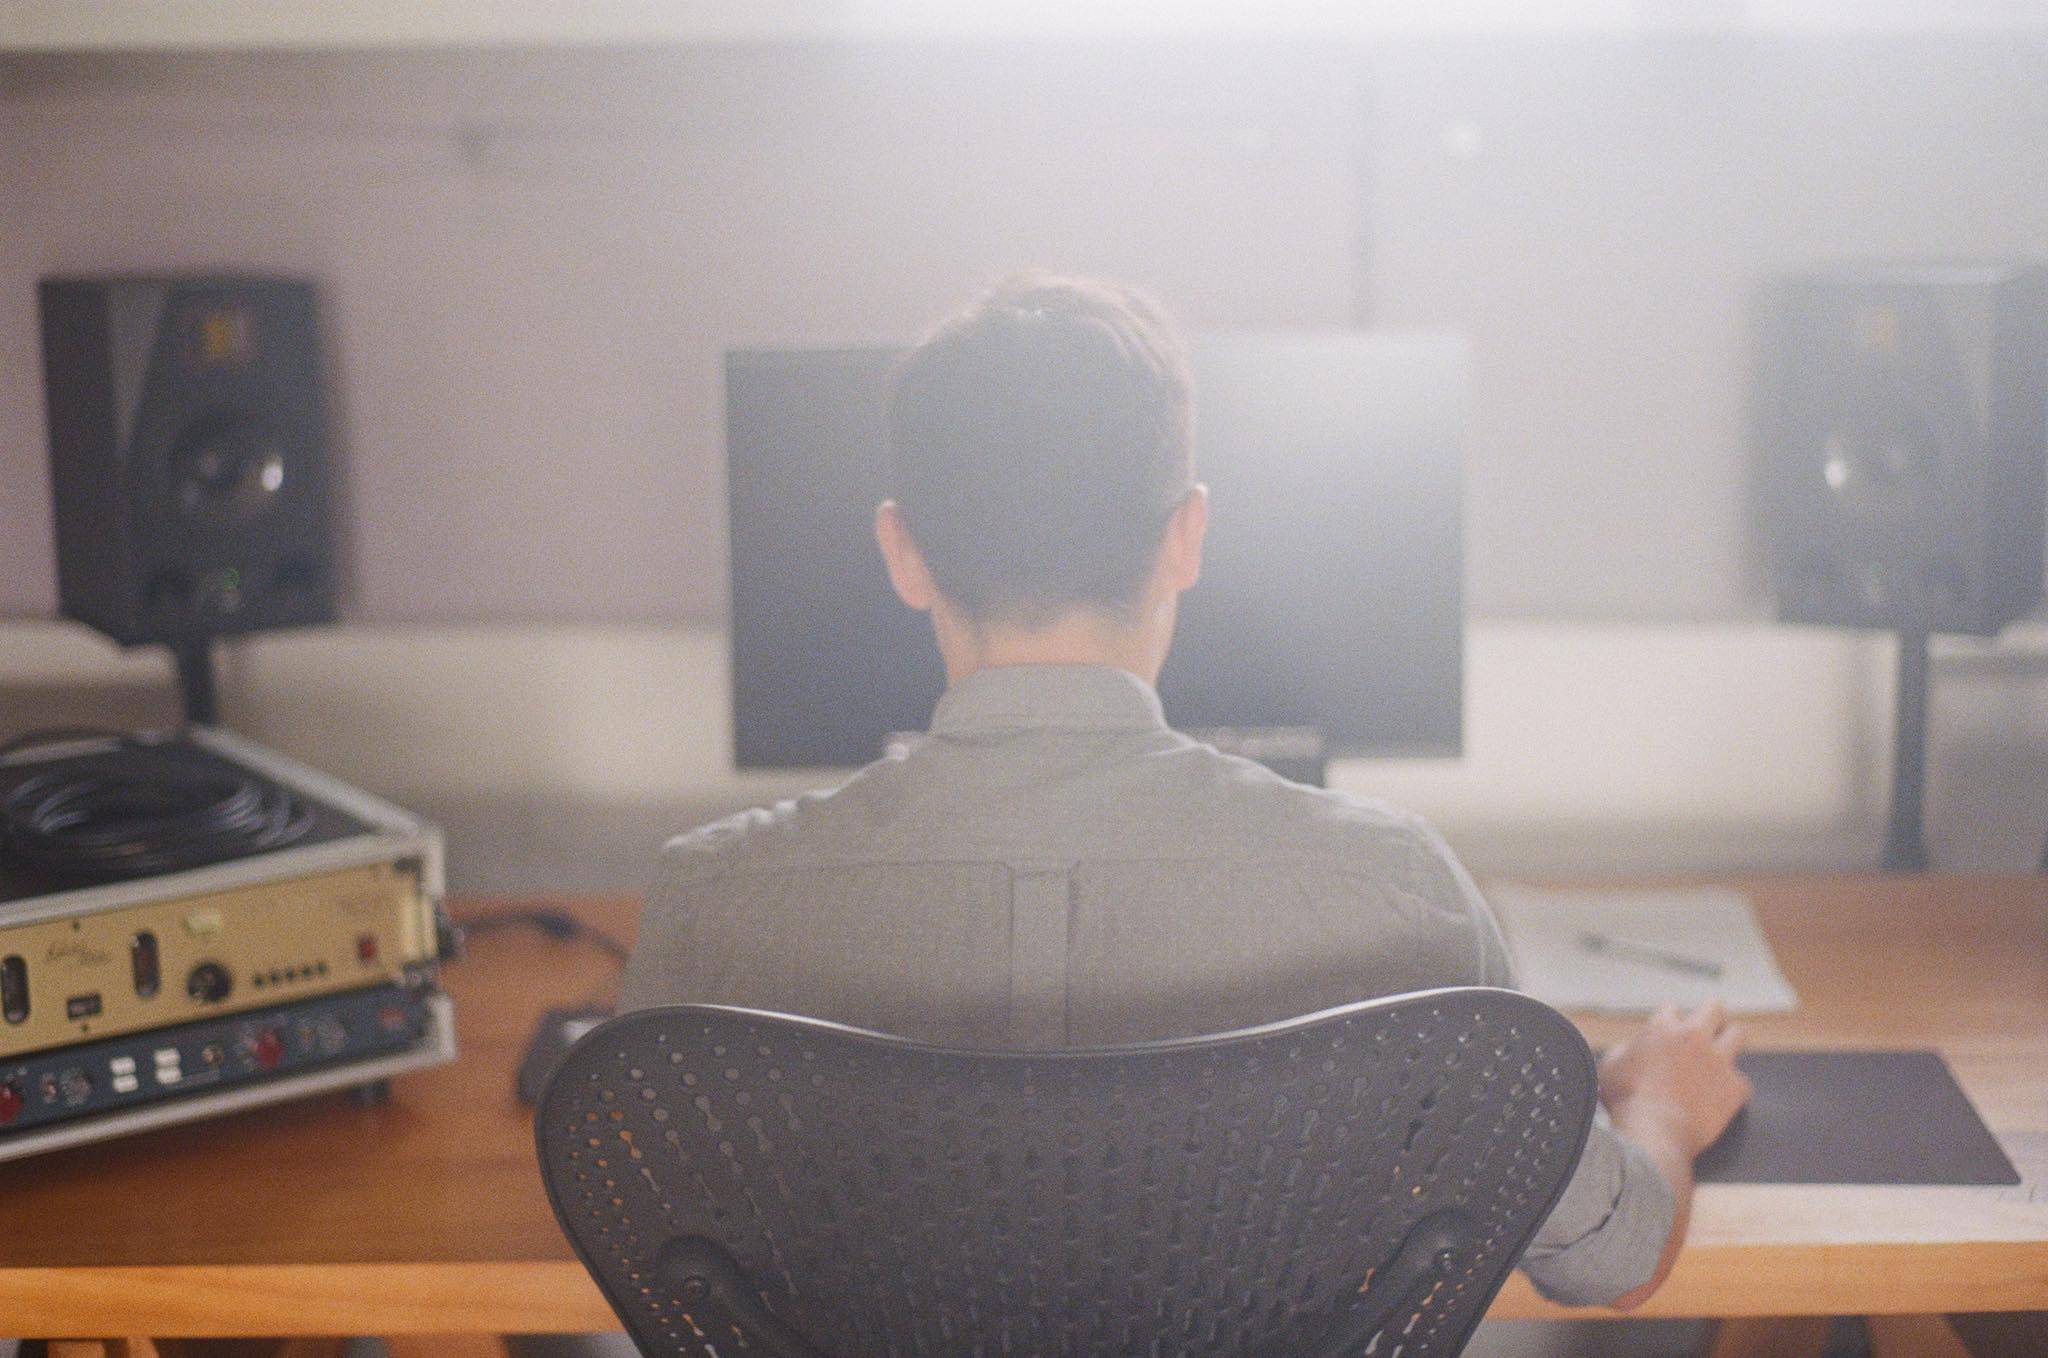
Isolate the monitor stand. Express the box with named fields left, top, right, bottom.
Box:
left=1191, top=726, right=1329, bottom=788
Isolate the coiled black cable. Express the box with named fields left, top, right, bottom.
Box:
left=458, top=907, right=632, bottom=965
left=0, top=731, right=313, bottom=882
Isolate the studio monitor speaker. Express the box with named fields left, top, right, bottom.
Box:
left=1755, top=260, right=2047, bottom=636
left=38, top=275, right=337, bottom=646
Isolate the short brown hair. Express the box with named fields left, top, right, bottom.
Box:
left=887, top=274, right=1195, bottom=624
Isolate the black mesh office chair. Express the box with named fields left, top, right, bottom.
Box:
left=534, top=987, right=1595, bottom=1358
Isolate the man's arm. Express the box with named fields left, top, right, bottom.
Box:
left=1387, top=821, right=1750, bottom=1307
left=1509, top=1000, right=1749, bottom=1307
left=1597, top=1000, right=1753, bottom=1309
left=1431, top=853, right=1747, bottom=1305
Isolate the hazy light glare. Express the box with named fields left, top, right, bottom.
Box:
left=847, top=0, right=1656, bottom=37
left=841, top=0, right=2048, bottom=37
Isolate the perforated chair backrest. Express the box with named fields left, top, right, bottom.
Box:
left=535, top=987, right=1596, bottom=1358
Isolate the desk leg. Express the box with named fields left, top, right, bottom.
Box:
left=1705, top=1317, right=1829, bottom=1358
left=1867, top=1314, right=1972, bottom=1358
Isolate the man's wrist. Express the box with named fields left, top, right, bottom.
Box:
left=1608, top=1092, right=1704, bottom=1162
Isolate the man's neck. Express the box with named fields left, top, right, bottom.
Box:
left=933, top=604, right=1168, bottom=688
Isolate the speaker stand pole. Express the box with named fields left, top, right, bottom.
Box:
left=173, top=637, right=220, bottom=727
left=1882, top=627, right=1930, bottom=873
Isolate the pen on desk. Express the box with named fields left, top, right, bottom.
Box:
left=1576, top=931, right=1724, bottom=979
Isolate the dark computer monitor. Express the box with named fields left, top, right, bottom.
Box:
left=726, top=332, right=1466, bottom=769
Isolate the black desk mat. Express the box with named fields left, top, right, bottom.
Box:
left=1694, top=1049, right=2019, bottom=1185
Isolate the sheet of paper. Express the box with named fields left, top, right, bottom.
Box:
left=1487, top=883, right=1798, bottom=1014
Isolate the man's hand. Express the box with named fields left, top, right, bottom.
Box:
left=1597, top=1000, right=1753, bottom=1310
left=1599, top=1000, right=1753, bottom=1158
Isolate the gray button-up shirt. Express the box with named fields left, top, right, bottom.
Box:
left=623, top=663, right=1675, bottom=1306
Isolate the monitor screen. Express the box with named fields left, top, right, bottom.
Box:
left=726, top=332, right=1465, bottom=768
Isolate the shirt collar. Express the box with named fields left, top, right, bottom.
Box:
left=928, top=664, right=1169, bottom=737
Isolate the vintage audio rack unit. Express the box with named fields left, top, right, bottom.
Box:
left=0, top=727, right=455, bottom=1160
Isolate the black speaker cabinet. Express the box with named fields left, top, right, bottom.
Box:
left=1756, top=260, right=2048, bottom=636
left=38, top=275, right=337, bottom=645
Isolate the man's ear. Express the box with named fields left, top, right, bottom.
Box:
left=875, top=500, right=938, bottom=612
left=1161, top=484, right=1208, bottom=592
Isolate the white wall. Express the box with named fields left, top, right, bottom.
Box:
left=9, top=38, right=2048, bottom=624
left=4, top=39, right=2047, bottom=887
left=9, top=615, right=2045, bottom=887
left=1370, top=35, right=2048, bottom=619
left=0, top=43, right=1364, bottom=622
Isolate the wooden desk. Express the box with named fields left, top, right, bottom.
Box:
left=1498, top=876, right=2048, bottom=1322
left=0, top=877, right=2042, bottom=1338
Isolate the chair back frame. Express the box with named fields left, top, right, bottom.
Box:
left=536, top=986, right=1596, bottom=1358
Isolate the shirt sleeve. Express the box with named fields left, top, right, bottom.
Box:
left=1406, top=818, right=1677, bottom=1306
left=1518, top=1108, right=1677, bottom=1305
left=1401, top=814, right=1514, bottom=988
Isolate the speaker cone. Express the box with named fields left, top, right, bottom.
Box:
left=171, top=414, right=287, bottom=517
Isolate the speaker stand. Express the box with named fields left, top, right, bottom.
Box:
left=173, top=637, right=220, bottom=727
left=1882, top=627, right=1930, bottom=873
